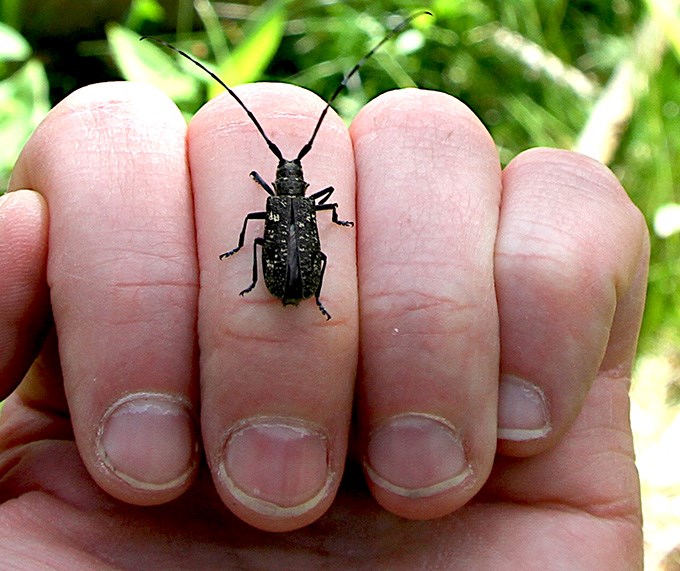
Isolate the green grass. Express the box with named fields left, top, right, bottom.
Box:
left=1, top=0, right=679, bottom=567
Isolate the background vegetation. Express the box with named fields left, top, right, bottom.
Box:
left=0, top=0, right=678, bottom=568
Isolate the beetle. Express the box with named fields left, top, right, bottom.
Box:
left=143, top=11, right=431, bottom=319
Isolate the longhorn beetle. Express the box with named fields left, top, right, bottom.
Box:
left=143, top=11, right=431, bottom=319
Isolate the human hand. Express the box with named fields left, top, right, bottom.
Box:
left=0, top=82, right=647, bottom=567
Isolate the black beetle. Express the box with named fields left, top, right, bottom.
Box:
left=143, top=11, right=431, bottom=319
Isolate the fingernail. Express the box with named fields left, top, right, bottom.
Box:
left=219, top=416, right=333, bottom=517
left=365, top=413, right=471, bottom=498
left=497, top=375, right=551, bottom=441
left=97, top=393, right=197, bottom=490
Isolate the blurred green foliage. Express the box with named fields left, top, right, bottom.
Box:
left=0, top=20, right=49, bottom=189
left=0, top=0, right=678, bottom=353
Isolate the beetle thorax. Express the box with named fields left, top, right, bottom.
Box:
left=274, top=159, right=309, bottom=196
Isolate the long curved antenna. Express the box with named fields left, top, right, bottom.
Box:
left=296, top=10, right=433, bottom=161
left=140, top=36, right=284, bottom=161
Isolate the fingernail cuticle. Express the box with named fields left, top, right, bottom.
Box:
left=96, top=392, right=197, bottom=491
left=497, top=375, right=552, bottom=441
left=365, top=413, right=472, bottom=498
left=219, top=416, right=334, bottom=517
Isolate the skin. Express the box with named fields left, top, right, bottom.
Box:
left=0, top=82, right=648, bottom=568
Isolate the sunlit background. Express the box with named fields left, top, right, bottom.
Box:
left=0, top=0, right=678, bottom=567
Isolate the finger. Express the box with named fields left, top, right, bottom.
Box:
left=480, top=219, right=647, bottom=565
left=494, top=148, right=649, bottom=456
left=9, top=82, right=200, bottom=505
left=190, top=84, right=358, bottom=531
left=0, top=190, right=49, bottom=396
left=351, top=89, right=502, bottom=519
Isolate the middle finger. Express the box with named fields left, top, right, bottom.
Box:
left=191, top=84, right=359, bottom=532
left=352, top=89, right=502, bottom=519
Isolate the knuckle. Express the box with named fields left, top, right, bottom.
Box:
left=363, top=286, right=491, bottom=340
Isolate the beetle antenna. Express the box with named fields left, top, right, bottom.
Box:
left=140, top=36, right=284, bottom=161
left=296, top=10, right=432, bottom=161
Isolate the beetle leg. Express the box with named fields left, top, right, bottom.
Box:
left=219, top=211, right=266, bottom=258
left=250, top=171, right=276, bottom=196
left=315, top=252, right=331, bottom=320
left=315, top=202, right=354, bottom=227
left=309, top=185, right=335, bottom=204
left=239, top=237, right=265, bottom=297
